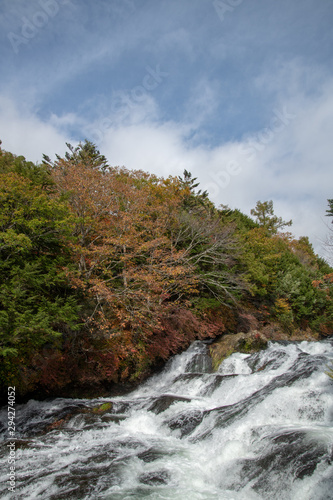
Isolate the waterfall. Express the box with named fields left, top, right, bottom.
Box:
left=1, top=339, right=333, bottom=499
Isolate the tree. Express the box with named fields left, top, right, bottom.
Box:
left=0, top=141, right=53, bottom=191
left=43, top=140, right=109, bottom=172
left=0, top=164, right=80, bottom=386
left=250, top=200, right=292, bottom=234
left=48, top=145, right=201, bottom=347
left=239, top=227, right=285, bottom=297
left=177, top=169, right=211, bottom=211
left=172, top=208, right=243, bottom=302
left=47, top=142, right=118, bottom=277
left=326, top=199, right=333, bottom=219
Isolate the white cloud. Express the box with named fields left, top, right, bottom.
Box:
left=183, top=78, right=221, bottom=129
left=94, top=72, right=333, bottom=257
left=100, top=122, right=193, bottom=176
left=0, top=96, right=71, bottom=162
left=1, top=62, right=333, bottom=257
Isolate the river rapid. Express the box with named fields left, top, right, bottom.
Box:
left=1, top=339, right=333, bottom=499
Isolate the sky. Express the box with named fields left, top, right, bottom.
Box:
left=1, top=0, right=333, bottom=258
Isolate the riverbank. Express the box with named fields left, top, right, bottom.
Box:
left=6, top=319, right=325, bottom=406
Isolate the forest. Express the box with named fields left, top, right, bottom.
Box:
left=1, top=140, right=332, bottom=401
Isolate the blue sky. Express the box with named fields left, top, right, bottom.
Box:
left=1, top=0, right=333, bottom=257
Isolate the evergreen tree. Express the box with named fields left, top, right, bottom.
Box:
left=326, top=199, right=333, bottom=220
left=0, top=146, right=80, bottom=387
left=43, top=140, right=109, bottom=172
left=251, top=200, right=292, bottom=234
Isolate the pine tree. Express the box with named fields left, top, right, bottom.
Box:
left=251, top=200, right=292, bottom=234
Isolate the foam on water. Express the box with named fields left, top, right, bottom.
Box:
left=1, top=339, right=332, bottom=499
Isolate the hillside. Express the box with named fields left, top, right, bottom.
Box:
left=1, top=140, right=332, bottom=401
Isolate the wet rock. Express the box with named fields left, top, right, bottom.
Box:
left=166, top=409, right=204, bottom=437
left=210, top=331, right=268, bottom=370
left=139, top=469, right=170, bottom=485
left=91, top=402, right=113, bottom=414
left=138, top=448, right=168, bottom=463
left=209, top=325, right=320, bottom=372
left=148, top=394, right=192, bottom=414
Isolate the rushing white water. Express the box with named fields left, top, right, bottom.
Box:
left=1, top=339, right=333, bottom=499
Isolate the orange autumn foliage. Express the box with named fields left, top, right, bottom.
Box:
left=49, top=149, right=200, bottom=360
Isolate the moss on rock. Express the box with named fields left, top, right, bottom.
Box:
left=210, top=331, right=268, bottom=371
left=92, top=402, right=113, bottom=414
